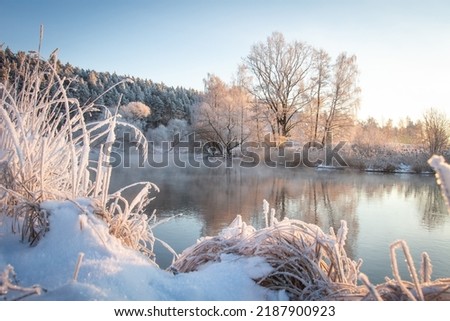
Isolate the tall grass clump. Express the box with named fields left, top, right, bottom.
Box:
left=172, top=201, right=362, bottom=300
left=0, top=44, right=158, bottom=258
left=172, top=198, right=450, bottom=300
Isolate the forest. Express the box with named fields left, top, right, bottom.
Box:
left=0, top=45, right=199, bottom=129
left=1, top=32, right=449, bottom=172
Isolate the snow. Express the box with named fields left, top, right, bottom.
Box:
left=317, top=164, right=345, bottom=170
left=394, top=163, right=414, bottom=173
left=0, top=199, right=287, bottom=301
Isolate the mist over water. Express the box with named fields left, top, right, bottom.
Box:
left=110, top=158, right=450, bottom=285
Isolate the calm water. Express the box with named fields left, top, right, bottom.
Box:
left=111, top=161, right=450, bottom=285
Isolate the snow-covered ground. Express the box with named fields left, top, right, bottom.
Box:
left=0, top=199, right=286, bottom=301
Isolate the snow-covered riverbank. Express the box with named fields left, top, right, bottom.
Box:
left=0, top=199, right=286, bottom=300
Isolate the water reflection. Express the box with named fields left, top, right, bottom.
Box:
left=419, top=184, right=448, bottom=229
left=110, top=162, right=450, bottom=282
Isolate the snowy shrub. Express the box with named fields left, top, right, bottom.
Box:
left=344, top=143, right=431, bottom=173
left=116, top=101, right=151, bottom=135
left=120, top=101, right=151, bottom=119
left=146, top=118, right=190, bottom=144
left=146, top=123, right=169, bottom=143
left=100, top=101, right=151, bottom=142
left=0, top=49, right=158, bottom=257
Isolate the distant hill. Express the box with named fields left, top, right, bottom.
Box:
left=0, top=47, right=201, bottom=129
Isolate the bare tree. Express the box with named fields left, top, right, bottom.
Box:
left=321, top=53, right=360, bottom=144
left=195, top=74, right=251, bottom=157
left=234, top=65, right=271, bottom=143
left=234, top=65, right=256, bottom=143
left=307, top=49, right=331, bottom=143
left=245, top=32, right=312, bottom=140
left=422, top=108, right=449, bottom=155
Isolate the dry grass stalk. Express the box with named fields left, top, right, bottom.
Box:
left=357, top=240, right=450, bottom=301
left=0, top=264, right=44, bottom=300
left=102, top=182, right=159, bottom=261
left=0, top=46, right=159, bottom=258
left=358, top=273, right=383, bottom=301
left=389, top=240, right=424, bottom=300
left=72, top=252, right=85, bottom=282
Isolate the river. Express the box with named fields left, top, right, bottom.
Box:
left=111, top=161, right=450, bottom=285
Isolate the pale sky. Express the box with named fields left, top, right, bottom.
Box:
left=1, top=0, right=449, bottom=123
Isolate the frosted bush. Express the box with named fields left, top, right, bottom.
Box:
left=345, top=143, right=431, bottom=172
left=117, top=101, right=151, bottom=134
left=146, top=118, right=190, bottom=144
left=120, top=101, right=151, bottom=119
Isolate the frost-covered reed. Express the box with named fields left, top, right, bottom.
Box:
left=173, top=198, right=450, bottom=301
left=172, top=201, right=361, bottom=300
left=0, top=45, right=157, bottom=258
left=352, top=239, right=450, bottom=301
left=0, top=264, right=44, bottom=300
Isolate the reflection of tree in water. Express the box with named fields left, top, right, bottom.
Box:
left=111, top=163, right=448, bottom=263
left=272, top=177, right=288, bottom=220
left=418, top=184, right=448, bottom=230
left=295, top=173, right=360, bottom=259
left=359, top=174, right=397, bottom=200
left=218, top=169, right=363, bottom=260
left=111, top=165, right=361, bottom=258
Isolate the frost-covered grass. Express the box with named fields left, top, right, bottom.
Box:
left=344, top=143, right=439, bottom=173
left=172, top=201, right=360, bottom=300
left=0, top=50, right=156, bottom=256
